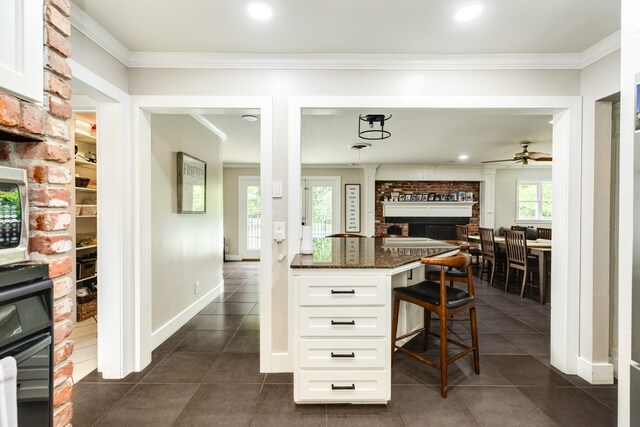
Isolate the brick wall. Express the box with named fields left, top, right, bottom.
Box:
left=0, top=1, right=74, bottom=426
left=375, top=180, right=481, bottom=236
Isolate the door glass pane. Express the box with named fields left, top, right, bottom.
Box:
left=246, top=185, right=261, bottom=251
left=311, top=186, right=333, bottom=237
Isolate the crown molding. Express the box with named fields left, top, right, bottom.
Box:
left=70, top=1, right=131, bottom=65
left=70, top=3, right=619, bottom=71
left=580, top=30, right=621, bottom=67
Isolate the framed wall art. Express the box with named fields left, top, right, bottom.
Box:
left=177, top=152, right=207, bottom=213
left=345, top=184, right=361, bottom=232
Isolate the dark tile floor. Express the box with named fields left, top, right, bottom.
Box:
left=73, top=262, right=617, bottom=426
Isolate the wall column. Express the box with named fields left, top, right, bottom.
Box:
left=480, top=168, right=496, bottom=228
left=362, top=164, right=379, bottom=237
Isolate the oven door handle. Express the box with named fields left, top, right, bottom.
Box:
left=4, top=334, right=51, bottom=364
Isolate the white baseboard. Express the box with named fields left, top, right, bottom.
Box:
left=151, top=280, right=223, bottom=350
left=268, top=352, right=293, bottom=373
left=577, top=357, right=615, bottom=384
left=225, top=254, right=241, bottom=261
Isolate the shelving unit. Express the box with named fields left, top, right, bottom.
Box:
left=70, top=113, right=99, bottom=382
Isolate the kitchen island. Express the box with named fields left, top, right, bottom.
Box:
left=290, top=237, right=458, bottom=404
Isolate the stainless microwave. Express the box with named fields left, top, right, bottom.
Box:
left=0, top=166, right=28, bottom=266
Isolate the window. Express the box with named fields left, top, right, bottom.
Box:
left=517, top=181, right=552, bottom=221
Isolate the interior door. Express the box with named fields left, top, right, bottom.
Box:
left=239, top=176, right=261, bottom=259
left=302, top=177, right=340, bottom=237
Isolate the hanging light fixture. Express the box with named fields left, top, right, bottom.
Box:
left=358, top=114, right=392, bottom=140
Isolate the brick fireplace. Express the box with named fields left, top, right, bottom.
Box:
left=375, top=180, right=481, bottom=237
left=0, top=1, right=75, bottom=425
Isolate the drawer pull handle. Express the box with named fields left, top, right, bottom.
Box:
left=331, top=320, right=355, bottom=326
left=331, top=289, right=356, bottom=294
left=331, top=352, right=355, bottom=358
left=331, top=384, right=356, bottom=390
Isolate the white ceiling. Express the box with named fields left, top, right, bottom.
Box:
left=73, top=0, right=619, bottom=55
left=207, top=108, right=553, bottom=167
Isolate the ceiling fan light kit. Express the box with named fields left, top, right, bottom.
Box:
left=358, top=114, right=392, bottom=140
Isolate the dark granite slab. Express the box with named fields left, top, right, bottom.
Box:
left=290, top=237, right=458, bottom=269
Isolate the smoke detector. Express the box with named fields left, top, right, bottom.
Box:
left=349, top=142, right=372, bottom=150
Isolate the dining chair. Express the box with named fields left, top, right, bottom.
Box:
left=510, top=225, right=528, bottom=232
left=536, top=227, right=552, bottom=240
left=391, top=253, right=480, bottom=398
left=478, top=227, right=504, bottom=288
left=503, top=230, right=543, bottom=303
left=455, top=225, right=482, bottom=274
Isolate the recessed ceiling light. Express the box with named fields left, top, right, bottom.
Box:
left=454, top=3, right=483, bottom=22
left=459, top=154, right=469, bottom=160
left=246, top=1, right=274, bottom=20
left=241, top=114, right=258, bottom=122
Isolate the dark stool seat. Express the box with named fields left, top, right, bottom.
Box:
left=391, top=253, right=480, bottom=398
left=395, top=281, right=473, bottom=309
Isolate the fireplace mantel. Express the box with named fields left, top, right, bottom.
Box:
left=382, top=201, right=477, bottom=218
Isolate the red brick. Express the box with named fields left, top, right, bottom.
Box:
left=45, top=116, right=71, bottom=141
left=29, top=187, right=71, bottom=207
left=53, top=359, right=73, bottom=387
left=48, top=95, right=72, bottom=119
left=53, top=402, right=72, bottom=427
left=28, top=164, right=71, bottom=184
left=53, top=379, right=73, bottom=408
left=30, top=234, right=73, bottom=255
left=46, top=5, right=71, bottom=36
left=27, top=165, right=47, bottom=183
left=47, top=74, right=72, bottom=100
left=53, top=296, right=74, bottom=322
left=30, top=211, right=72, bottom=231
left=0, top=142, right=11, bottom=160
left=46, top=27, right=71, bottom=57
left=20, top=103, right=44, bottom=134
left=53, top=276, right=73, bottom=299
left=53, top=340, right=74, bottom=365
left=0, top=94, right=20, bottom=127
left=49, top=0, right=71, bottom=19
left=15, top=140, right=70, bottom=162
left=46, top=51, right=72, bottom=79
left=53, top=318, right=73, bottom=344
left=48, top=256, right=73, bottom=278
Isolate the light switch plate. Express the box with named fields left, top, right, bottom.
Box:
left=274, top=221, right=286, bottom=241
left=273, top=181, right=283, bottom=198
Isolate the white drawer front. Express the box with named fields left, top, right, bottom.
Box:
left=298, top=276, right=387, bottom=306
left=298, top=370, right=388, bottom=402
left=299, top=338, right=386, bottom=369
left=299, top=307, right=386, bottom=337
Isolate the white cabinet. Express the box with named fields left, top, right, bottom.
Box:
left=292, top=273, right=392, bottom=404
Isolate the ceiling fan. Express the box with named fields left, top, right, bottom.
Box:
left=481, top=141, right=552, bottom=166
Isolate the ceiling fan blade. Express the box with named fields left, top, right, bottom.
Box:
left=528, top=152, right=552, bottom=160
left=531, top=156, right=553, bottom=161
left=506, top=160, right=524, bottom=169
left=481, top=159, right=516, bottom=163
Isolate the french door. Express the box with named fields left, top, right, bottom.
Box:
left=239, top=176, right=261, bottom=259
left=301, top=177, right=340, bottom=237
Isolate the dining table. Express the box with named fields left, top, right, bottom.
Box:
left=468, top=234, right=552, bottom=299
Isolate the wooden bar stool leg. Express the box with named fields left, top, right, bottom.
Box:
left=439, top=311, right=448, bottom=398
left=469, top=306, right=480, bottom=375
left=391, top=296, right=400, bottom=367
left=423, top=310, right=431, bottom=351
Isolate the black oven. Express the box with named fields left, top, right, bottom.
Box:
left=0, top=263, right=53, bottom=427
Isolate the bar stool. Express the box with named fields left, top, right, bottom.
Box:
left=391, top=253, right=480, bottom=398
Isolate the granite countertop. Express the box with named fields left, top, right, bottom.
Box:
left=290, top=237, right=459, bottom=269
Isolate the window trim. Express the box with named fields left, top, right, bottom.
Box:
left=515, top=179, right=552, bottom=223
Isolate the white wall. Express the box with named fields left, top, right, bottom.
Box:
left=70, top=28, right=129, bottom=93
left=494, top=167, right=552, bottom=228
left=150, top=115, right=224, bottom=332
left=578, top=50, right=621, bottom=384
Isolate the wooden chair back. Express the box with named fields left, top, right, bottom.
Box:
left=504, top=230, right=528, bottom=267
left=510, top=225, right=528, bottom=232
left=478, top=227, right=496, bottom=257
left=421, top=253, right=474, bottom=294
left=455, top=225, right=469, bottom=242
left=536, top=227, right=552, bottom=240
